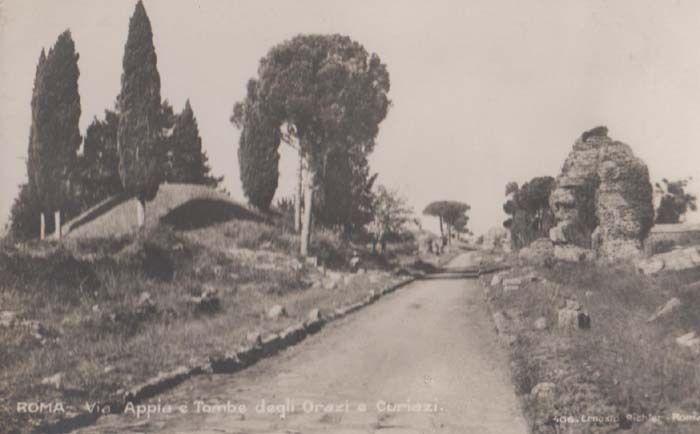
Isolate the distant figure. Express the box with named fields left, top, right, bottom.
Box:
left=432, top=239, right=442, bottom=255
left=349, top=250, right=361, bottom=272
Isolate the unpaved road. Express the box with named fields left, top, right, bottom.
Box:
left=77, top=252, right=527, bottom=434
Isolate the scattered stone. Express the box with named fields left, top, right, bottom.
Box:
left=21, top=320, right=50, bottom=340
left=0, top=311, right=17, bottom=327
left=307, top=308, right=322, bottom=323
left=343, top=274, right=354, bottom=286
left=637, top=246, right=700, bottom=275
left=647, top=297, right=681, bottom=322
left=323, top=279, right=338, bottom=290
left=189, top=286, right=220, bottom=312
left=266, top=304, right=287, bottom=320
left=558, top=305, right=590, bottom=332
left=103, top=365, right=115, bottom=374
left=503, top=278, right=522, bottom=292
left=41, top=373, right=64, bottom=390
left=565, top=299, right=582, bottom=311
left=518, top=238, right=555, bottom=265
left=675, top=332, right=700, bottom=355
left=554, top=245, right=595, bottom=262
left=246, top=331, right=262, bottom=346
left=530, top=382, right=556, bottom=402
left=305, top=256, right=318, bottom=267
left=490, top=273, right=504, bottom=287
left=636, top=258, right=665, bottom=275
left=136, top=291, right=154, bottom=309
left=356, top=268, right=366, bottom=275
left=534, top=317, right=548, bottom=330
left=684, top=280, right=700, bottom=292
left=369, top=273, right=381, bottom=284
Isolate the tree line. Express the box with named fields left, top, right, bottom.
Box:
left=10, top=1, right=220, bottom=240
left=10, top=2, right=462, bottom=254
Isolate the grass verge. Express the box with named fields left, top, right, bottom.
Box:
left=480, top=255, right=700, bottom=434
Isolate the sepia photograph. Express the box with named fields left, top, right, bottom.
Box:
left=1, top=1, right=700, bottom=433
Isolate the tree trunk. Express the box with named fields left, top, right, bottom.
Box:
left=40, top=212, right=46, bottom=241
left=136, top=199, right=145, bottom=228
left=300, top=165, right=314, bottom=256
left=439, top=216, right=444, bottom=238
left=52, top=210, right=62, bottom=240
left=294, top=148, right=303, bottom=233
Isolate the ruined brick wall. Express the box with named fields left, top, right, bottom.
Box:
left=549, top=127, right=654, bottom=261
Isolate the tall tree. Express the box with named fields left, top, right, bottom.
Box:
left=165, top=100, right=221, bottom=186
left=117, top=0, right=163, bottom=227
left=26, top=31, right=81, bottom=239
left=233, top=34, right=391, bottom=255
left=655, top=177, right=697, bottom=224
left=503, top=176, right=556, bottom=249
left=315, top=143, right=377, bottom=235
left=231, top=79, right=281, bottom=210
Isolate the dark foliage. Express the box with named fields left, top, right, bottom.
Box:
left=164, top=100, right=221, bottom=186
left=117, top=1, right=163, bottom=202
left=231, top=80, right=281, bottom=209
left=655, top=178, right=697, bottom=224
left=503, top=176, right=555, bottom=249
left=27, top=30, right=81, bottom=215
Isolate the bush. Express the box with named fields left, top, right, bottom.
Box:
left=0, top=247, right=100, bottom=305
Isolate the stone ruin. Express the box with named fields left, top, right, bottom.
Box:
left=548, top=127, right=654, bottom=261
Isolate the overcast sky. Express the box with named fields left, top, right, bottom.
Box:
left=1, top=0, right=700, bottom=235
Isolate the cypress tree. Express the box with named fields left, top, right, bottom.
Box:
left=166, top=100, right=220, bottom=186
left=26, top=30, right=81, bottom=239
left=75, top=110, right=122, bottom=209
left=117, top=0, right=163, bottom=226
left=231, top=80, right=280, bottom=210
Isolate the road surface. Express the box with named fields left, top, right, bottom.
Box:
left=76, top=252, right=527, bottom=434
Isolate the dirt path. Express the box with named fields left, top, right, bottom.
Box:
left=76, top=253, right=527, bottom=434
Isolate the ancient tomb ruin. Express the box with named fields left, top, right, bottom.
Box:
left=548, top=127, right=654, bottom=261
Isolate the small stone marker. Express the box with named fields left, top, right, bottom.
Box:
left=647, top=297, right=681, bottom=322
left=267, top=304, right=287, bottom=320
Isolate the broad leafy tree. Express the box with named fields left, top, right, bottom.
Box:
left=26, top=30, right=81, bottom=239
left=233, top=34, right=391, bottom=255
left=369, top=185, right=413, bottom=254
left=117, top=0, right=163, bottom=227
left=503, top=176, right=556, bottom=249
left=655, top=177, right=697, bottom=224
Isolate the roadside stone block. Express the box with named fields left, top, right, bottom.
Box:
left=647, top=297, right=681, bottom=322
left=676, top=332, right=700, bottom=356
left=558, top=304, right=590, bottom=332
left=266, top=304, right=287, bottom=320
